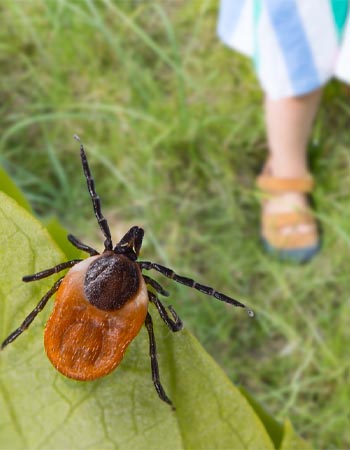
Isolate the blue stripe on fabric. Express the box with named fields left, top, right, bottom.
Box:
left=253, top=0, right=262, bottom=69
left=265, top=0, right=320, bottom=95
left=329, top=0, right=350, bottom=39
left=217, top=0, right=245, bottom=40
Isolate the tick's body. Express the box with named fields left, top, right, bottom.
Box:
left=1, top=136, right=253, bottom=408
left=45, top=254, right=148, bottom=380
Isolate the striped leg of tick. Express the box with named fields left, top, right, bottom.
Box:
left=22, top=260, right=82, bottom=282
left=143, top=275, right=169, bottom=297
left=148, top=291, right=183, bottom=332
left=1, top=277, right=64, bottom=350
left=144, top=312, right=175, bottom=410
left=77, top=137, right=113, bottom=251
left=67, top=234, right=99, bottom=256
left=139, top=261, right=254, bottom=317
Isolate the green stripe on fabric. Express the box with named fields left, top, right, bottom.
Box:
left=329, top=0, right=349, bottom=38
left=253, top=0, right=262, bottom=69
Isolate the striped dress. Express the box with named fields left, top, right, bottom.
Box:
left=217, top=0, right=350, bottom=98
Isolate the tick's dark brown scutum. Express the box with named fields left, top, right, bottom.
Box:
left=84, top=252, right=140, bottom=311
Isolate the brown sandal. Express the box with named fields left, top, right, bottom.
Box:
left=256, top=169, right=320, bottom=262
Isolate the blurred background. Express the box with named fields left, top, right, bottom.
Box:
left=0, top=1, right=349, bottom=448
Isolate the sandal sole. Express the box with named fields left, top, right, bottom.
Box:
left=261, top=237, right=321, bottom=263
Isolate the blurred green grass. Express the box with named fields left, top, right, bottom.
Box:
left=0, top=1, right=349, bottom=448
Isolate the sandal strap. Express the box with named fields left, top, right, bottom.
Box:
left=263, top=211, right=315, bottom=229
left=256, top=174, right=314, bottom=193
left=262, top=211, right=318, bottom=249
left=263, top=227, right=318, bottom=249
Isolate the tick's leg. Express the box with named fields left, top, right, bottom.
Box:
left=75, top=136, right=113, bottom=252
left=67, top=234, right=99, bottom=256
left=139, top=261, right=254, bottom=317
left=148, top=292, right=183, bottom=332
left=144, top=312, right=174, bottom=409
left=22, top=260, right=82, bottom=282
left=143, top=275, right=169, bottom=297
left=1, top=277, right=64, bottom=350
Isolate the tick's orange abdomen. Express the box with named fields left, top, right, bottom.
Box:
left=44, top=256, right=148, bottom=380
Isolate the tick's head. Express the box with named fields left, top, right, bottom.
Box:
left=113, top=226, right=144, bottom=261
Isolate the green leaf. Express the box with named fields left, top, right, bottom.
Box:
left=0, top=191, right=293, bottom=449
left=0, top=167, right=32, bottom=213
left=239, top=387, right=284, bottom=449
left=0, top=165, right=81, bottom=260
left=279, top=420, right=312, bottom=450
left=45, top=216, right=83, bottom=260
left=239, top=389, right=312, bottom=450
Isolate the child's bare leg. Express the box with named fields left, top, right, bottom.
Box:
left=263, top=89, right=322, bottom=236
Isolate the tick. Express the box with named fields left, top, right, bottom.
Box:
left=1, top=136, right=254, bottom=409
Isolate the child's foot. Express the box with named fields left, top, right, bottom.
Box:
left=256, top=163, right=320, bottom=262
